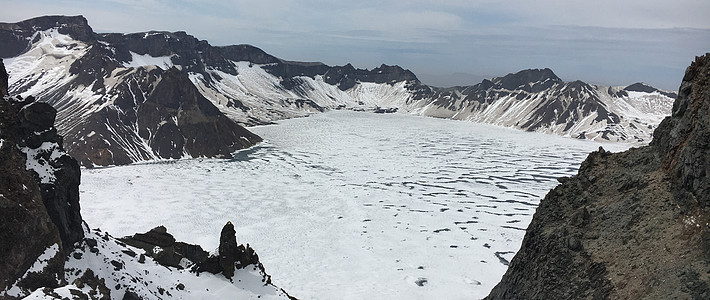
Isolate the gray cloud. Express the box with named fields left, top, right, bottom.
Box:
left=2, top=0, right=709, bottom=89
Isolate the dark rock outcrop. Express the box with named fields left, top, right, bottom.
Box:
left=121, top=222, right=264, bottom=281
left=0, top=58, right=7, bottom=96
left=0, top=58, right=82, bottom=296
left=486, top=54, right=710, bottom=299
left=17, top=100, right=84, bottom=252
left=218, top=222, right=240, bottom=278
left=120, top=225, right=209, bottom=269
left=195, top=222, right=265, bottom=281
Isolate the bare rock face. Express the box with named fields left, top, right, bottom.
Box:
left=0, top=58, right=7, bottom=96
left=120, top=225, right=209, bottom=269
left=0, top=59, right=78, bottom=296
left=195, top=222, right=265, bottom=280
left=122, top=222, right=267, bottom=282
left=218, top=222, right=240, bottom=278
left=651, top=56, right=710, bottom=210
left=486, top=54, right=710, bottom=299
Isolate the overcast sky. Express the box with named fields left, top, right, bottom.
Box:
left=2, top=0, right=709, bottom=90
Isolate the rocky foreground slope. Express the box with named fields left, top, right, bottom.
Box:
left=485, top=54, right=710, bottom=299
left=1, top=15, right=674, bottom=166
left=0, top=59, right=292, bottom=299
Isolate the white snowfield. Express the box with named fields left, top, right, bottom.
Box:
left=80, top=111, right=631, bottom=299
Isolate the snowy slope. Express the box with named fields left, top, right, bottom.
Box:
left=8, top=225, right=292, bottom=300
left=2, top=17, right=262, bottom=167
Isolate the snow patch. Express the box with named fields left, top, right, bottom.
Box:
left=2, top=244, right=61, bottom=298
left=123, top=51, right=175, bottom=70
left=19, top=142, right=65, bottom=184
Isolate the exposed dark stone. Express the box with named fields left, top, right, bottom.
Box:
left=0, top=58, right=7, bottom=96
left=136, top=68, right=262, bottom=162
left=120, top=226, right=206, bottom=269
left=192, top=222, right=269, bottom=281
left=174, top=242, right=209, bottom=265
left=0, top=58, right=84, bottom=295
left=122, top=290, right=142, bottom=300
left=127, top=225, right=175, bottom=248
left=218, top=222, right=239, bottom=278
left=651, top=55, right=710, bottom=210
left=495, top=68, right=562, bottom=92
left=73, top=269, right=111, bottom=300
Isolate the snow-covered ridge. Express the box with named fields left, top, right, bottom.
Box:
left=1, top=16, right=675, bottom=166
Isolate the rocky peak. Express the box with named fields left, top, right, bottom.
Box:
left=0, top=15, right=94, bottom=58
left=651, top=54, right=710, bottom=209
left=493, top=68, right=562, bottom=91
left=624, top=82, right=658, bottom=93
left=219, top=44, right=280, bottom=65
left=625, top=82, right=678, bottom=98
left=323, top=63, right=419, bottom=91
left=0, top=58, right=7, bottom=96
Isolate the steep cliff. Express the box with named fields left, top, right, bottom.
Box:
left=486, top=54, right=710, bottom=299
left=0, top=58, right=82, bottom=296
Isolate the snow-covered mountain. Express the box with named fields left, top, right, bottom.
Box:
left=1, top=15, right=675, bottom=166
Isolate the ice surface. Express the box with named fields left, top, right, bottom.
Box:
left=80, top=111, right=629, bottom=299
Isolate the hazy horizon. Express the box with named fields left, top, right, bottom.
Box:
left=3, top=1, right=710, bottom=90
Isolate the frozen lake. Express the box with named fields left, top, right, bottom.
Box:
left=80, top=111, right=629, bottom=299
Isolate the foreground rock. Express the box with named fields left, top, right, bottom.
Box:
left=120, top=222, right=270, bottom=285
left=486, top=54, right=710, bottom=299
left=1, top=58, right=82, bottom=296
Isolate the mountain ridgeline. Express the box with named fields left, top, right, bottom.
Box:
left=1, top=15, right=675, bottom=166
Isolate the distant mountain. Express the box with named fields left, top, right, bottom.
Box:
left=1, top=16, right=262, bottom=167
left=0, top=15, right=675, bottom=166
